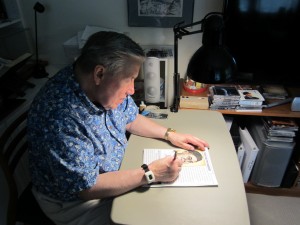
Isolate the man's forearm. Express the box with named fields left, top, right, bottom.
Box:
left=126, top=114, right=167, bottom=139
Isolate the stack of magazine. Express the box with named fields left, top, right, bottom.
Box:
left=248, top=117, right=298, bottom=187
left=236, top=89, right=265, bottom=112
left=208, top=86, right=240, bottom=110
left=259, top=84, right=289, bottom=100
left=262, top=117, right=299, bottom=143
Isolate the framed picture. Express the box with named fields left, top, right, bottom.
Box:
left=128, top=0, right=194, bottom=28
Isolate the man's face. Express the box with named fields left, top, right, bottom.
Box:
left=95, top=64, right=140, bottom=110
left=179, top=151, right=198, bottom=164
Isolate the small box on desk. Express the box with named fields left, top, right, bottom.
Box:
left=179, top=96, right=209, bottom=110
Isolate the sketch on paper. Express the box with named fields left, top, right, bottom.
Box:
left=138, top=0, right=183, bottom=17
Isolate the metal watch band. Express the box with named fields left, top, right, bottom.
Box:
left=164, top=128, right=176, bottom=141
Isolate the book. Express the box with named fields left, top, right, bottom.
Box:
left=210, top=85, right=240, bottom=100
left=180, top=96, right=209, bottom=109
left=239, top=127, right=259, bottom=183
left=209, top=86, right=240, bottom=110
left=239, top=100, right=264, bottom=106
left=259, top=84, right=289, bottom=100
left=238, top=89, right=264, bottom=102
left=143, top=148, right=218, bottom=187
left=261, top=117, right=298, bottom=143
left=263, top=117, right=299, bottom=132
left=235, top=106, right=263, bottom=112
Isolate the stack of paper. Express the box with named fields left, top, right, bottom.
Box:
left=63, top=25, right=119, bottom=62
left=78, top=25, right=118, bottom=48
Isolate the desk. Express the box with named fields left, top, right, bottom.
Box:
left=111, top=110, right=250, bottom=225
left=181, top=82, right=300, bottom=196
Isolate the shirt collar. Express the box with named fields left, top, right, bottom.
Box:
left=68, top=66, right=105, bottom=114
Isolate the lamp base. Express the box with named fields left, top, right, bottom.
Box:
left=170, top=97, right=180, bottom=112
left=33, top=60, right=48, bottom=79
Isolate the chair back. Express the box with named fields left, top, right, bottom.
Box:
left=0, top=110, right=55, bottom=225
left=0, top=111, right=28, bottom=225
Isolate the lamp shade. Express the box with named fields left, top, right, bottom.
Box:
left=34, top=2, right=45, bottom=13
left=171, top=12, right=236, bottom=112
left=186, top=14, right=236, bottom=83
left=187, top=45, right=236, bottom=83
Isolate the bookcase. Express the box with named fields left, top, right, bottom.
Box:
left=0, top=0, right=30, bottom=59
left=181, top=83, right=300, bottom=197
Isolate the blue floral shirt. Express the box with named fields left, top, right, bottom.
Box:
left=27, top=65, right=138, bottom=201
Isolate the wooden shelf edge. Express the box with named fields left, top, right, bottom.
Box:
left=0, top=19, right=21, bottom=29
left=245, top=183, right=300, bottom=197
left=180, top=80, right=300, bottom=118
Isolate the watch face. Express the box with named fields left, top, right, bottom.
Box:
left=147, top=172, right=154, bottom=181
left=142, top=164, right=155, bottom=184
left=145, top=171, right=155, bottom=184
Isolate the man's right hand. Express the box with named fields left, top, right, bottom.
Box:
left=148, top=156, right=183, bottom=183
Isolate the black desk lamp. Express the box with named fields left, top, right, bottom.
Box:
left=33, top=2, right=48, bottom=78
left=171, top=12, right=236, bottom=112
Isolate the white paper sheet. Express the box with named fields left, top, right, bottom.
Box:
left=143, top=148, right=218, bottom=187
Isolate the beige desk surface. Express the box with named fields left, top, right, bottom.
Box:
left=111, top=110, right=250, bottom=225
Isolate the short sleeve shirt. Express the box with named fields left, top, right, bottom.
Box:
left=27, top=65, right=138, bottom=201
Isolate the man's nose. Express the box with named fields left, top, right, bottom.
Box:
left=127, top=81, right=135, bottom=95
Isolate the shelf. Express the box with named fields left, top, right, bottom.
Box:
left=217, top=103, right=300, bottom=118
left=0, top=19, right=21, bottom=28
left=180, top=82, right=300, bottom=118
left=245, top=183, right=300, bottom=197
left=180, top=81, right=300, bottom=197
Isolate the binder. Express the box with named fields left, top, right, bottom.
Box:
left=239, top=127, right=259, bottom=183
left=237, top=142, right=245, bottom=168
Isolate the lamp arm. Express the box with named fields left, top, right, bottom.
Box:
left=174, top=12, right=223, bottom=39
left=174, top=22, right=203, bottom=40
left=170, top=12, right=225, bottom=112
left=170, top=25, right=180, bottom=112
left=35, top=10, right=38, bottom=65
left=171, top=20, right=204, bottom=112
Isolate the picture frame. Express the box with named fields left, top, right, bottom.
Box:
left=127, top=0, right=194, bottom=28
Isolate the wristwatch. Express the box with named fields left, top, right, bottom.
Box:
left=141, top=164, right=155, bottom=184
left=164, top=128, right=176, bottom=141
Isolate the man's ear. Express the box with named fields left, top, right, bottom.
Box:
left=93, top=65, right=105, bottom=85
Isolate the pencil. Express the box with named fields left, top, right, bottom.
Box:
left=173, top=150, right=177, bottom=160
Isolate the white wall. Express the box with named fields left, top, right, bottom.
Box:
left=18, top=0, right=224, bottom=75
left=18, top=0, right=223, bottom=105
